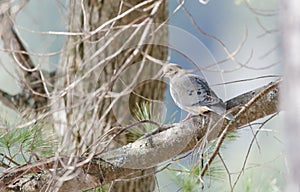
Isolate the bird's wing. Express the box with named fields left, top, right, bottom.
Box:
left=170, top=74, right=220, bottom=108
left=187, top=75, right=220, bottom=106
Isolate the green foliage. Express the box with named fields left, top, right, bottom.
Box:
left=166, top=157, right=226, bottom=192
left=168, top=164, right=200, bottom=192
left=243, top=175, right=282, bottom=192
left=126, top=102, right=166, bottom=139
left=135, top=102, right=159, bottom=131
left=136, top=102, right=166, bottom=123
left=166, top=131, right=240, bottom=191
left=0, top=118, right=56, bottom=169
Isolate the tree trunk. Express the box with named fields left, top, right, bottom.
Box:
left=53, top=1, right=168, bottom=191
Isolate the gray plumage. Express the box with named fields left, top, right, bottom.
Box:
left=162, top=64, right=233, bottom=120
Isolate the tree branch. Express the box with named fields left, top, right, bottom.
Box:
left=0, top=80, right=280, bottom=191
left=0, top=2, right=50, bottom=111
left=94, top=80, right=280, bottom=173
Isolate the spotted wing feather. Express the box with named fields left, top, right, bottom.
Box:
left=170, top=74, right=221, bottom=112
left=187, top=75, right=220, bottom=106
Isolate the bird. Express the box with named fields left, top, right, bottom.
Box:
left=162, top=64, right=234, bottom=121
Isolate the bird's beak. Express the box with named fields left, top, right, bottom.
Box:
left=160, top=72, right=165, bottom=79
left=159, top=67, right=166, bottom=79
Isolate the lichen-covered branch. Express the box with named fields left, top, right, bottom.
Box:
left=0, top=80, right=280, bottom=192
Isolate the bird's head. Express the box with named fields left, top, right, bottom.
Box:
left=161, top=64, right=186, bottom=79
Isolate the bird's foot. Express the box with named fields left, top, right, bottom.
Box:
left=181, top=113, right=192, bottom=122
left=182, top=114, right=207, bottom=123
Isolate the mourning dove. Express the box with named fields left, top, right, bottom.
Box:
left=162, top=64, right=233, bottom=121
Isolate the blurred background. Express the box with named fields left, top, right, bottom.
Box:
left=0, top=0, right=283, bottom=191
left=163, top=1, right=283, bottom=191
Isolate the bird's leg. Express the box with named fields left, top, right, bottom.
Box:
left=182, top=113, right=192, bottom=122
left=182, top=113, right=207, bottom=123
left=201, top=115, right=207, bottom=127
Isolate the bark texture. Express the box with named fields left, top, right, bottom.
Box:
left=0, top=0, right=168, bottom=191
left=51, top=1, right=168, bottom=191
